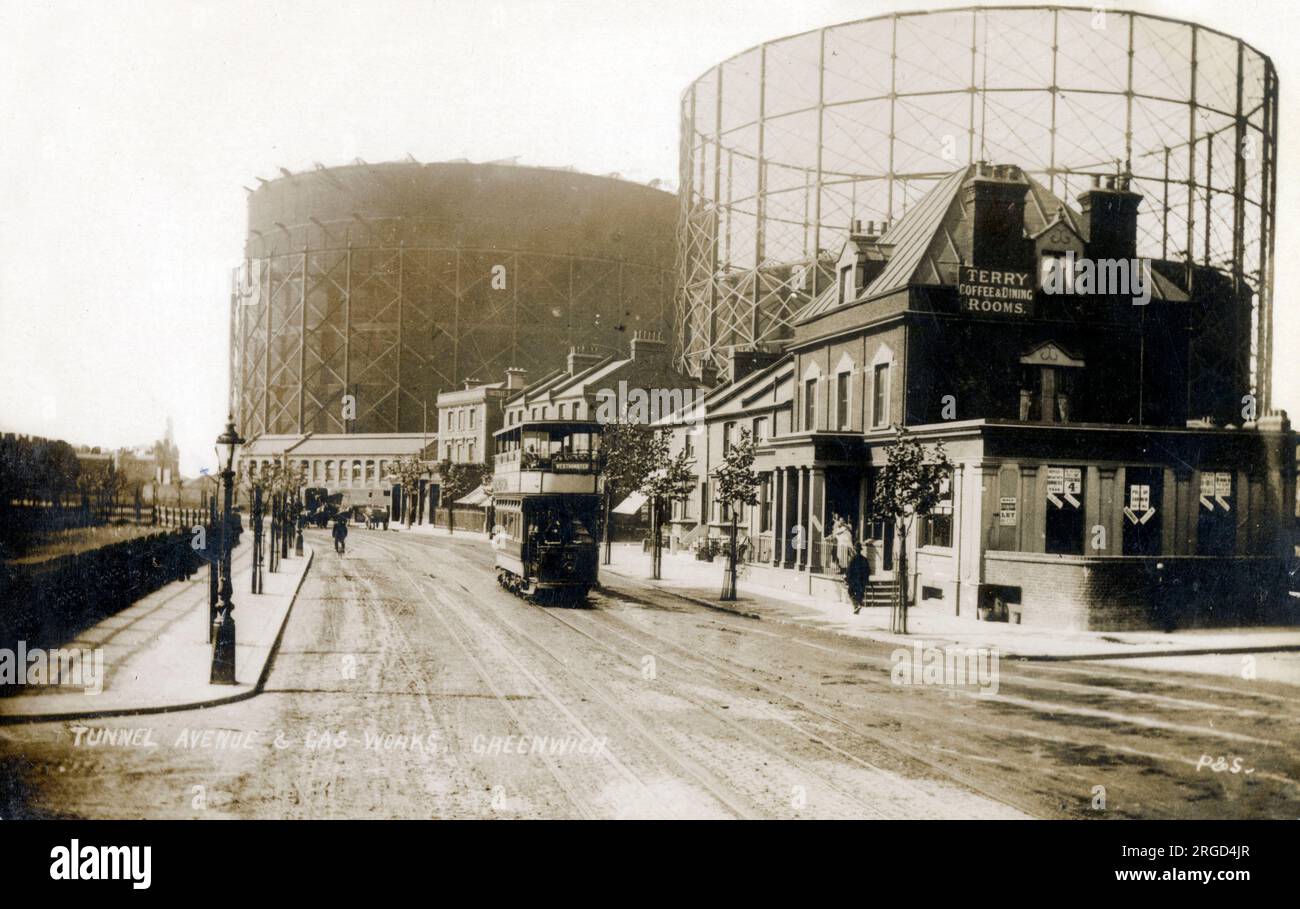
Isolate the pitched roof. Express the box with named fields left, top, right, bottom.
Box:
left=796, top=163, right=1185, bottom=325
left=795, top=166, right=968, bottom=324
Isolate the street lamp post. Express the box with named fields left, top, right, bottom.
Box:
left=211, top=415, right=244, bottom=685
left=293, top=479, right=304, bottom=556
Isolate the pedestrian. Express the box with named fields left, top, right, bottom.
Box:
left=332, top=518, right=348, bottom=555
left=846, top=541, right=871, bottom=615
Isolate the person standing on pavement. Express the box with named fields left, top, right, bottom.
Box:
left=332, top=517, right=348, bottom=554
left=846, top=541, right=871, bottom=615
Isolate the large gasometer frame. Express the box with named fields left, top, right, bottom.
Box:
left=676, top=6, right=1277, bottom=410
left=230, top=162, right=676, bottom=438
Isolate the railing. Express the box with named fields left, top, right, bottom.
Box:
left=154, top=506, right=207, bottom=529
left=0, top=524, right=218, bottom=659
left=740, top=534, right=775, bottom=565
left=817, top=538, right=858, bottom=576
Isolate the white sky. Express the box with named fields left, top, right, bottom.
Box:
left=1, top=0, right=1296, bottom=476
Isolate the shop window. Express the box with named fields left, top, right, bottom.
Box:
left=1044, top=465, right=1085, bottom=554
left=1196, top=470, right=1237, bottom=556
left=1121, top=466, right=1163, bottom=556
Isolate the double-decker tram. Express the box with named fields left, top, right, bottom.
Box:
left=491, top=419, right=603, bottom=603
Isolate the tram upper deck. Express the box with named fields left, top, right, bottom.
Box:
left=491, top=420, right=604, bottom=496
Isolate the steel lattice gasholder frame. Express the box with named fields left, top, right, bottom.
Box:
left=229, top=162, right=676, bottom=437
left=676, top=5, right=1277, bottom=409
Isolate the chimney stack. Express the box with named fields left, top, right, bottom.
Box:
left=727, top=346, right=783, bottom=383
left=1077, top=174, right=1143, bottom=261
left=630, top=330, right=667, bottom=363
left=850, top=219, right=883, bottom=242
left=962, top=162, right=1032, bottom=269
left=697, top=361, right=719, bottom=389
left=566, top=345, right=606, bottom=375
left=505, top=367, right=528, bottom=390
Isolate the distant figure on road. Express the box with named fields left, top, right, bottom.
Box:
left=846, top=542, right=871, bottom=615
left=332, top=518, right=348, bottom=555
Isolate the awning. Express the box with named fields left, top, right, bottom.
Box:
left=455, top=486, right=491, bottom=506
left=612, top=491, right=647, bottom=515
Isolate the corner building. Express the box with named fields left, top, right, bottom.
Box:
left=682, top=162, right=1294, bottom=630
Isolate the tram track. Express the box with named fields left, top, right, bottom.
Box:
left=385, top=535, right=997, bottom=818
left=362, top=535, right=602, bottom=818
left=587, top=579, right=1300, bottom=805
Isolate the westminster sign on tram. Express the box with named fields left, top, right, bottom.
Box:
left=958, top=266, right=1034, bottom=317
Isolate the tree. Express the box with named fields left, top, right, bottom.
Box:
left=638, top=430, right=695, bottom=580
left=597, top=421, right=658, bottom=564
left=435, top=459, right=489, bottom=534
left=868, top=425, right=952, bottom=633
left=392, top=455, right=426, bottom=528
left=713, top=428, right=761, bottom=600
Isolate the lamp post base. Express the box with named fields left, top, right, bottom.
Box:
left=211, top=614, right=237, bottom=684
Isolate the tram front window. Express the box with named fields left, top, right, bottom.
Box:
left=529, top=510, right=592, bottom=546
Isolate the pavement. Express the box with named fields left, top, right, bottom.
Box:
left=0, top=537, right=313, bottom=723
left=600, top=543, right=1300, bottom=664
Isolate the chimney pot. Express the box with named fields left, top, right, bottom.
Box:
left=630, top=330, right=667, bottom=361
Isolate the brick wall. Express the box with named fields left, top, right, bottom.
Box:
left=982, top=552, right=1295, bottom=630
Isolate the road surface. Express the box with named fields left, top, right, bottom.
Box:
left=2, top=529, right=1297, bottom=819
